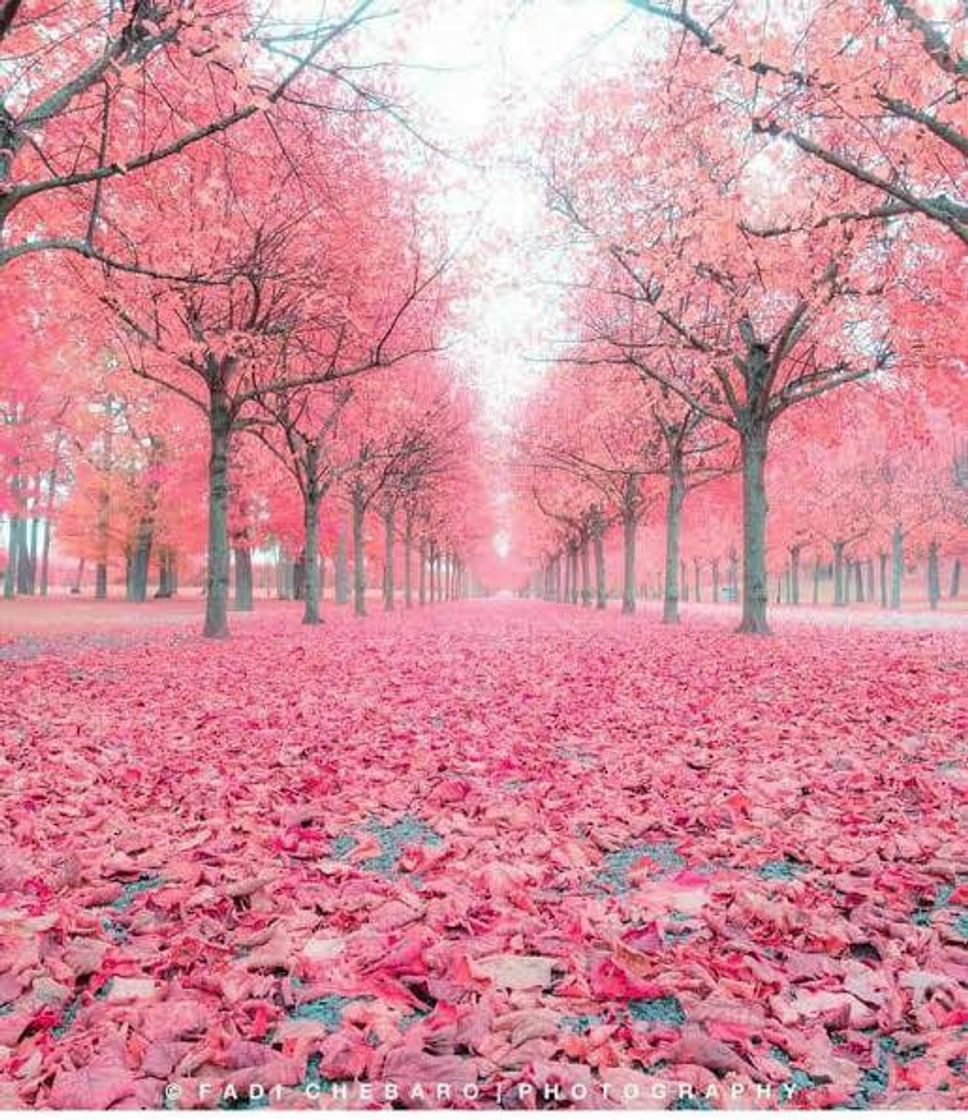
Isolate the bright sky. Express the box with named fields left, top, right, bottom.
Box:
left=277, top=0, right=638, bottom=427
left=274, top=0, right=642, bottom=569
left=396, top=1, right=637, bottom=426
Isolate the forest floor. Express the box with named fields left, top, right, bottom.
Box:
left=0, top=601, right=966, bottom=1109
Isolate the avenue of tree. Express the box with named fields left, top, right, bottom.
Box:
left=1, top=0, right=965, bottom=636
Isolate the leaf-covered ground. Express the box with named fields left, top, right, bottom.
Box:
left=1, top=602, right=966, bottom=1110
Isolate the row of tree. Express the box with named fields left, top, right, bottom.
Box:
left=508, top=0, right=966, bottom=632
left=0, top=0, right=491, bottom=636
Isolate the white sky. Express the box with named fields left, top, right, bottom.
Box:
left=397, top=1, right=636, bottom=426
left=277, top=0, right=638, bottom=427
left=273, top=0, right=642, bottom=567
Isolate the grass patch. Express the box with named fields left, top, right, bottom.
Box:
left=628, top=996, right=685, bottom=1025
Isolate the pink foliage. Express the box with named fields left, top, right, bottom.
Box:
left=0, top=603, right=966, bottom=1109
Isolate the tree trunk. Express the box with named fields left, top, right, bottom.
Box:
left=352, top=483, right=366, bottom=617
left=40, top=518, right=53, bottom=597
left=712, top=557, right=720, bottom=603
left=419, top=538, right=427, bottom=606
left=789, top=544, right=801, bottom=605
left=95, top=560, right=108, bottom=600
left=3, top=515, right=19, bottom=599
left=593, top=530, right=606, bottom=609
left=663, top=470, right=684, bottom=624
left=739, top=427, right=770, bottom=634
left=383, top=505, right=395, bottom=612
left=430, top=542, right=437, bottom=603
left=335, top=522, right=349, bottom=605
left=891, top=523, right=903, bottom=610
left=950, top=557, right=962, bottom=600
left=879, top=550, right=888, bottom=608
left=853, top=560, right=864, bottom=603
left=580, top=536, right=592, bottom=607
left=303, top=484, right=321, bottom=625
left=14, top=517, right=30, bottom=595
left=833, top=541, right=846, bottom=606
left=622, top=510, right=637, bottom=616
left=293, top=551, right=306, bottom=600
left=157, top=549, right=171, bottom=598
left=203, top=398, right=232, bottom=638
left=569, top=546, right=579, bottom=605
left=694, top=557, right=701, bottom=602
left=276, top=547, right=289, bottom=599
left=404, top=510, right=414, bottom=608
left=128, top=509, right=153, bottom=603
left=71, top=557, right=85, bottom=595
left=865, top=557, right=875, bottom=601
left=26, top=516, right=39, bottom=594
left=233, top=548, right=253, bottom=611
left=95, top=486, right=109, bottom=601
left=39, top=460, right=58, bottom=597
left=927, top=540, right=941, bottom=610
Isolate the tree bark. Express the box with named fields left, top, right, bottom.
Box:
left=352, top=482, right=366, bottom=617
left=128, top=498, right=154, bottom=603
left=833, top=541, right=846, bottom=606
left=335, top=522, right=349, bottom=605
left=95, top=423, right=112, bottom=601
left=383, top=504, right=395, bottom=611
left=950, top=557, right=962, bottom=600
left=419, top=538, right=427, bottom=605
left=927, top=540, right=941, bottom=609
left=622, top=511, right=637, bottom=616
left=71, top=556, right=85, bottom=595
left=593, top=529, right=606, bottom=609
left=694, top=557, right=701, bottom=602
left=712, top=557, right=720, bottom=603
left=233, top=548, right=253, bottom=611
left=203, top=396, right=232, bottom=637
left=663, top=469, right=684, bottom=624
left=302, top=484, right=321, bottom=625
left=26, top=515, right=38, bottom=594
left=789, top=544, right=801, bottom=605
left=3, top=514, right=19, bottom=599
left=891, top=523, right=903, bottom=610
left=157, top=548, right=172, bottom=597
left=38, top=517, right=52, bottom=600
left=580, top=535, right=592, bottom=607
left=739, top=427, right=770, bottom=633
left=40, top=469, right=56, bottom=597
left=879, top=550, right=888, bottom=608
left=404, top=509, right=413, bottom=608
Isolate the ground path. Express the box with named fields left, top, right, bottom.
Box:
left=0, top=601, right=966, bottom=1108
